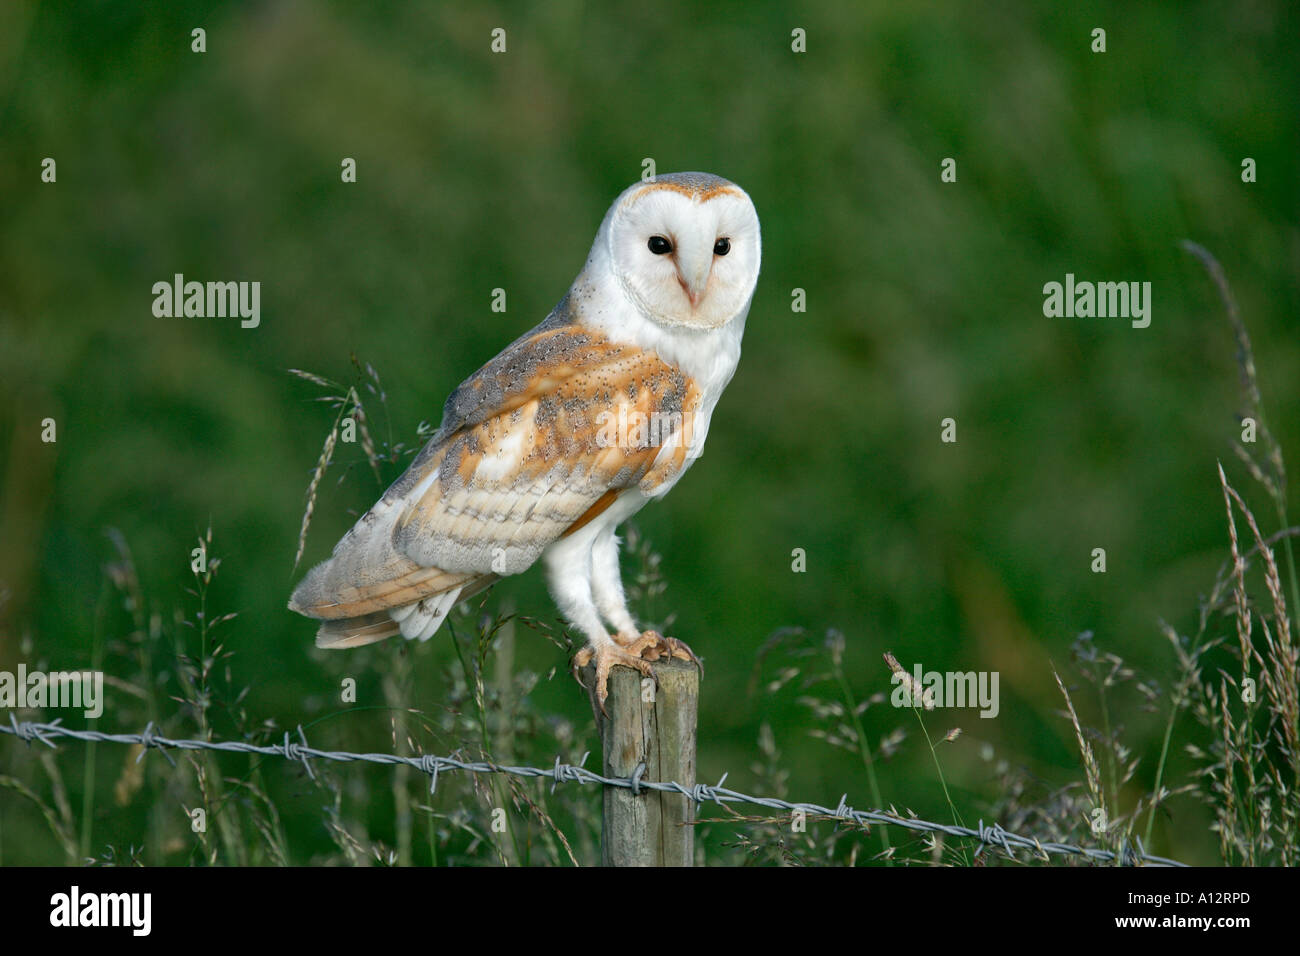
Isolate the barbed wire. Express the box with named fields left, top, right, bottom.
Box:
left=1, top=715, right=1184, bottom=866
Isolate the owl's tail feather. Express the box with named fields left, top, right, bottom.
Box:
left=315, top=612, right=402, bottom=649
left=312, top=574, right=499, bottom=649
left=291, top=556, right=475, bottom=620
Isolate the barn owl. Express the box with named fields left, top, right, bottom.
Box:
left=289, top=172, right=761, bottom=708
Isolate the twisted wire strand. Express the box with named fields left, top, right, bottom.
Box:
left=1, top=715, right=1185, bottom=866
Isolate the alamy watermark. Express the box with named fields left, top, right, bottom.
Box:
left=886, top=653, right=999, bottom=718
left=1043, top=273, right=1151, bottom=328
left=594, top=406, right=697, bottom=452
left=0, top=664, right=104, bottom=719
left=50, top=886, right=150, bottom=936
left=152, top=273, right=260, bottom=328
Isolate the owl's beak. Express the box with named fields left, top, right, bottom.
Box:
left=678, top=277, right=703, bottom=308
left=676, top=260, right=711, bottom=309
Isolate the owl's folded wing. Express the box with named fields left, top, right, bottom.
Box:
left=289, top=316, right=700, bottom=625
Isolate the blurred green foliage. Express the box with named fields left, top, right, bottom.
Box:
left=1, top=0, right=1297, bottom=865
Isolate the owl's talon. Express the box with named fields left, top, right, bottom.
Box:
left=612, top=629, right=700, bottom=672
left=574, top=639, right=655, bottom=715
left=666, top=636, right=698, bottom=666
left=575, top=629, right=705, bottom=713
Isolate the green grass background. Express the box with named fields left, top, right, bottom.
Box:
left=1, top=0, right=1297, bottom=864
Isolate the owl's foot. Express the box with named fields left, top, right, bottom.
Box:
left=574, top=639, right=657, bottom=715
left=573, top=631, right=702, bottom=714
left=617, top=630, right=701, bottom=672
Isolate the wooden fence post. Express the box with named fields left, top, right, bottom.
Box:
left=583, top=657, right=699, bottom=866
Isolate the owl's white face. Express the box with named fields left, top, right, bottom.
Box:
left=605, top=174, right=761, bottom=330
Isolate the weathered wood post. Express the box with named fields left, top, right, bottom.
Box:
left=583, top=657, right=699, bottom=866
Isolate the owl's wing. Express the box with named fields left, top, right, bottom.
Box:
left=289, top=306, right=700, bottom=626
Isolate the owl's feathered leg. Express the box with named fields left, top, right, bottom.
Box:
left=550, top=519, right=699, bottom=711
left=590, top=528, right=700, bottom=664
left=582, top=529, right=699, bottom=708
left=590, top=529, right=639, bottom=636
left=544, top=523, right=637, bottom=710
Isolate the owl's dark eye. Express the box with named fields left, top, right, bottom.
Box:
left=647, top=235, right=672, bottom=255
left=714, top=238, right=731, bottom=256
